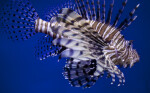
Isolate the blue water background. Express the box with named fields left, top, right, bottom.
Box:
left=0, top=0, right=150, bottom=93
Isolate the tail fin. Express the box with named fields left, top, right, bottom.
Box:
left=0, top=0, right=39, bottom=41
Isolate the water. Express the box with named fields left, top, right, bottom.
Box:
left=0, top=0, right=150, bottom=93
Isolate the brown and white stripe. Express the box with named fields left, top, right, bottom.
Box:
left=35, top=18, right=57, bottom=38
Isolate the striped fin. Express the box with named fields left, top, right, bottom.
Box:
left=45, top=6, right=61, bottom=21
left=52, top=38, right=88, bottom=50
left=121, top=15, right=137, bottom=31
left=118, top=4, right=140, bottom=31
left=106, top=0, right=114, bottom=24
left=50, top=16, right=107, bottom=48
left=96, top=57, right=125, bottom=86
left=65, top=0, right=75, bottom=9
left=112, top=0, right=128, bottom=27
left=45, top=0, right=76, bottom=21
left=90, top=56, right=106, bottom=77
left=0, top=0, right=38, bottom=41
left=50, top=17, right=92, bottom=41
left=101, top=2, right=139, bottom=42
left=58, top=8, right=89, bottom=28
left=48, top=10, right=105, bottom=50
left=74, top=0, right=82, bottom=15
left=75, top=0, right=87, bottom=19
left=96, top=0, right=101, bottom=21
left=107, top=65, right=125, bottom=86
left=91, top=0, right=96, bottom=20
left=34, top=35, right=61, bottom=60
left=80, top=0, right=88, bottom=19
left=75, top=0, right=82, bottom=16
left=101, top=0, right=106, bottom=23
left=54, top=8, right=108, bottom=46
left=57, top=8, right=100, bottom=36
left=61, top=48, right=94, bottom=60
left=63, top=59, right=99, bottom=88
left=85, top=0, right=92, bottom=20
left=74, top=0, right=103, bottom=21
left=52, top=36, right=105, bottom=60
left=52, top=38, right=95, bottom=60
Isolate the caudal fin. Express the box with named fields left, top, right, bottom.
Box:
left=0, top=0, right=39, bottom=41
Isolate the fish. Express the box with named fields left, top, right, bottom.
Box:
left=0, top=0, right=140, bottom=88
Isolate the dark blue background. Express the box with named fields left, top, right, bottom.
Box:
left=0, top=0, right=150, bottom=93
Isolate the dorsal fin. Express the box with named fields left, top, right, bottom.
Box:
left=101, top=0, right=106, bottom=23
left=67, top=0, right=74, bottom=9
left=75, top=0, right=86, bottom=18
left=45, top=7, right=61, bottom=21
left=45, top=0, right=75, bottom=21
left=117, top=4, right=140, bottom=31
left=91, top=0, right=96, bottom=20
left=121, top=15, right=137, bottom=31
left=119, top=4, right=140, bottom=31
left=85, top=0, right=92, bottom=20
left=74, top=0, right=81, bottom=15
left=81, top=0, right=88, bottom=19
left=53, top=8, right=107, bottom=46
left=112, top=0, right=128, bottom=27
left=96, top=0, right=101, bottom=21
left=106, top=0, right=114, bottom=24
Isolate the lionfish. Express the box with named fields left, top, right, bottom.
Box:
left=0, top=0, right=140, bottom=88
